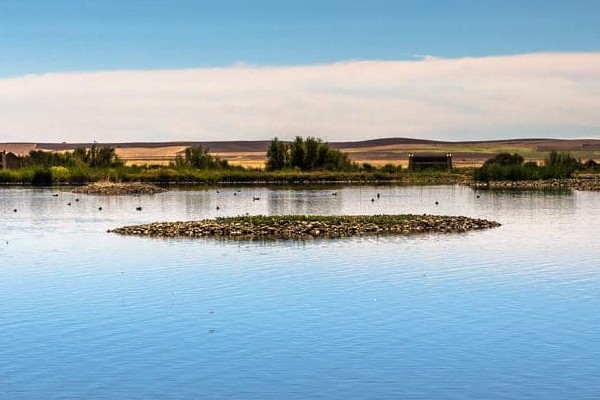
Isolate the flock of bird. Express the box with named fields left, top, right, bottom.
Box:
left=2, top=189, right=487, bottom=251
left=3, top=188, right=476, bottom=216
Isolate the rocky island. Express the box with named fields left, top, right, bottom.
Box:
left=470, top=176, right=600, bottom=191
left=109, top=214, right=501, bottom=240
left=73, top=182, right=167, bottom=195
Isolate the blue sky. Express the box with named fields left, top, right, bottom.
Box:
left=0, top=1, right=599, bottom=142
left=1, top=0, right=599, bottom=77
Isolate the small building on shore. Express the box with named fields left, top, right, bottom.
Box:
left=408, top=153, right=452, bottom=171
left=0, top=150, right=21, bottom=170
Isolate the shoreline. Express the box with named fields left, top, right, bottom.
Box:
left=2, top=176, right=600, bottom=191
left=470, top=176, right=600, bottom=191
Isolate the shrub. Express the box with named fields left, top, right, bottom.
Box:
left=174, top=145, right=229, bottom=170
left=380, top=163, right=402, bottom=173
left=483, top=153, right=524, bottom=167
left=361, top=163, right=374, bottom=172
left=31, top=169, right=53, bottom=186
left=50, top=166, right=70, bottom=182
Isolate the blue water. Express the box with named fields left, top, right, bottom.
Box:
left=1, top=185, right=599, bottom=399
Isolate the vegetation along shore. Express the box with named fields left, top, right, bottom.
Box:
left=1, top=137, right=599, bottom=189
left=108, top=214, right=501, bottom=240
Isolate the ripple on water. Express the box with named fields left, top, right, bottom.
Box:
left=1, top=185, right=600, bottom=399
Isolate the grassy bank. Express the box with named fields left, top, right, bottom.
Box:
left=0, top=165, right=468, bottom=186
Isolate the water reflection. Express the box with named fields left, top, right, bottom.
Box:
left=1, top=185, right=599, bottom=400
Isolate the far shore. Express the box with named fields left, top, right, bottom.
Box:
left=2, top=174, right=600, bottom=192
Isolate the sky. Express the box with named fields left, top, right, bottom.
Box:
left=1, top=0, right=599, bottom=142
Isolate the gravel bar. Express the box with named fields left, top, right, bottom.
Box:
left=108, top=214, right=501, bottom=240
left=74, top=182, right=167, bottom=195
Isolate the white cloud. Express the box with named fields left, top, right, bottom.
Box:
left=412, top=54, right=442, bottom=61
left=0, top=52, right=599, bottom=143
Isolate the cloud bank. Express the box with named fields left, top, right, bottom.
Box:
left=1, top=53, right=599, bottom=142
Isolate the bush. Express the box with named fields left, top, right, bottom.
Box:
left=174, top=145, right=229, bottom=170
left=31, top=169, right=53, bottom=186
left=361, top=163, right=375, bottom=172
left=380, top=163, right=402, bottom=173
left=474, top=151, right=582, bottom=181
left=68, top=165, right=94, bottom=183
left=543, top=151, right=580, bottom=178
left=483, top=153, right=524, bottom=167
left=50, top=166, right=70, bottom=182
left=0, top=169, right=22, bottom=183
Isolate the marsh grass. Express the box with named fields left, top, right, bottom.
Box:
left=0, top=165, right=467, bottom=185
left=214, top=214, right=415, bottom=225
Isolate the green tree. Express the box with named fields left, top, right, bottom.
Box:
left=22, top=145, right=120, bottom=168
left=174, top=145, right=229, bottom=170
left=274, top=136, right=358, bottom=171
left=289, top=136, right=306, bottom=169
left=265, top=137, right=289, bottom=171
left=303, top=136, right=322, bottom=170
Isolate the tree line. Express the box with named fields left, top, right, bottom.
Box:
left=20, top=144, right=122, bottom=168
left=15, top=137, right=398, bottom=174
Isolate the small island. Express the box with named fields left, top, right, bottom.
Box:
left=73, top=182, right=167, bottom=195
left=108, top=214, right=501, bottom=240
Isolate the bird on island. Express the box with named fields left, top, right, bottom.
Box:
left=67, top=202, right=71, bottom=206
left=371, top=198, right=375, bottom=202
left=75, top=198, right=79, bottom=202
left=435, top=201, right=439, bottom=205
left=216, top=206, right=220, bottom=210
left=253, top=196, right=260, bottom=201
left=332, top=192, right=338, bottom=196
left=476, top=195, right=481, bottom=198
left=52, top=193, right=59, bottom=197
left=98, top=207, right=102, bottom=211
left=136, top=206, right=142, bottom=211
left=377, top=193, right=380, bottom=199
left=13, top=209, right=17, bottom=212
left=233, top=193, right=237, bottom=196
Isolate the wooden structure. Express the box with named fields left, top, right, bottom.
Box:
left=408, top=153, right=452, bottom=171
left=0, top=150, right=21, bottom=170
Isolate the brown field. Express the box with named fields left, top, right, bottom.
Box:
left=114, top=146, right=188, bottom=166
left=2, top=138, right=599, bottom=169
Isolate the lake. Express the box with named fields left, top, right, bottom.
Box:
left=1, top=185, right=599, bottom=399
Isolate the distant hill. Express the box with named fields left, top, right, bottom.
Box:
left=3, top=137, right=599, bottom=152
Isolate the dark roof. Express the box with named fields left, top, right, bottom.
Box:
left=409, top=153, right=451, bottom=160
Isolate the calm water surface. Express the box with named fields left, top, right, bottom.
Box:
left=1, top=185, right=599, bottom=399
